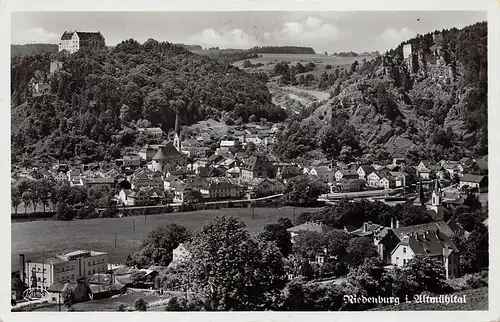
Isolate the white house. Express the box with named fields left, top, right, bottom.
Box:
left=366, top=172, right=382, bottom=188
left=357, top=165, right=375, bottom=180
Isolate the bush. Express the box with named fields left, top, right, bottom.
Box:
left=466, top=274, right=488, bottom=289
left=134, top=297, right=148, bottom=311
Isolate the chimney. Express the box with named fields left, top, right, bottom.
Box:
left=363, top=222, right=369, bottom=233
left=390, top=218, right=394, bottom=229
left=19, top=254, right=26, bottom=285
left=396, top=220, right=400, bottom=229
left=323, top=247, right=328, bottom=255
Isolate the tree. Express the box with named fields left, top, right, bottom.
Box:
left=187, top=216, right=287, bottom=310
left=277, top=217, right=293, bottom=229
left=323, top=229, right=351, bottom=258
left=11, top=186, right=21, bottom=214
left=130, top=224, right=190, bottom=268
left=292, top=231, right=324, bottom=261
left=117, top=304, right=127, bottom=311
left=346, top=237, right=378, bottom=267
left=21, top=190, right=33, bottom=214
left=131, top=271, right=147, bottom=286
left=134, top=297, right=148, bottom=311
left=392, top=255, right=447, bottom=297
left=258, top=222, right=293, bottom=257
left=282, top=176, right=326, bottom=207
left=54, top=202, right=75, bottom=220
left=343, top=257, right=393, bottom=310
left=456, top=224, right=488, bottom=273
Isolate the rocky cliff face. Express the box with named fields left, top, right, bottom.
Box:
left=299, top=22, right=487, bottom=161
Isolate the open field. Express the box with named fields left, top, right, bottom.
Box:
left=11, top=206, right=320, bottom=271
left=234, top=53, right=376, bottom=78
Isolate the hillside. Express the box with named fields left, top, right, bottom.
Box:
left=10, top=39, right=286, bottom=166
left=275, top=22, right=487, bottom=164
left=11, top=44, right=58, bottom=57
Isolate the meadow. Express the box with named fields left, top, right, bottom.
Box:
left=11, top=206, right=320, bottom=271
left=233, top=53, right=376, bottom=77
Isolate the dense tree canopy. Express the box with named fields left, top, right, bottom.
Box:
left=11, top=39, right=287, bottom=165
left=187, top=216, right=287, bottom=311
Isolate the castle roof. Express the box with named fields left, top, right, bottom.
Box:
left=61, top=31, right=104, bottom=42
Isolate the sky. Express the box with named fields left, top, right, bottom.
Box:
left=11, top=11, right=486, bottom=53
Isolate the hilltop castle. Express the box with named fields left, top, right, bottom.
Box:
left=58, top=31, right=105, bottom=54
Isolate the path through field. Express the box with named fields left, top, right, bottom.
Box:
left=280, top=86, right=330, bottom=101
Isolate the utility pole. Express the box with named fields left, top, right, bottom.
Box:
left=133, top=220, right=135, bottom=233
left=293, top=207, right=296, bottom=225
left=114, top=233, right=117, bottom=248
left=252, top=204, right=255, bottom=219
left=58, top=292, right=61, bottom=311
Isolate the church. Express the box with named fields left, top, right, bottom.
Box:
left=413, top=179, right=445, bottom=221
left=151, top=113, right=186, bottom=173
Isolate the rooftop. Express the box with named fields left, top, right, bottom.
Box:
left=287, top=221, right=334, bottom=234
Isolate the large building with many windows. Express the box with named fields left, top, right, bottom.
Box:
left=24, top=250, right=108, bottom=289
left=58, top=31, right=105, bottom=54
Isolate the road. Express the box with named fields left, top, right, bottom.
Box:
left=280, top=86, right=331, bottom=101
left=319, top=187, right=405, bottom=200
left=97, top=194, right=284, bottom=211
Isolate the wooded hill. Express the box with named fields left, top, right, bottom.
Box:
left=11, top=39, right=286, bottom=166
left=276, top=22, right=487, bottom=164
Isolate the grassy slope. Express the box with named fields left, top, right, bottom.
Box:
left=11, top=206, right=320, bottom=271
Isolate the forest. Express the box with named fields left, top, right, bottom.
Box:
left=250, top=46, right=316, bottom=55
left=11, top=44, right=58, bottom=57
left=10, top=39, right=287, bottom=165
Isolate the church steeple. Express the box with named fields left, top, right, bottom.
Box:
left=173, top=111, right=181, bottom=153
left=430, top=178, right=443, bottom=221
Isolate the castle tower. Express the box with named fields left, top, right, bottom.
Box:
left=430, top=179, right=444, bottom=221
left=403, top=44, right=413, bottom=71
left=173, top=112, right=181, bottom=153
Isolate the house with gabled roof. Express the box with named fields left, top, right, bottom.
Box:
left=334, top=169, right=358, bottom=182
left=199, top=178, right=243, bottom=200
left=309, top=166, right=335, bottom=183
left=357, top=165, right=375, bottom=180
left=390, top=229, right=459, bottom=279
left=459, top=174, right=488, bottom=192
left=379, top=172, right=396, bottom=190
left=240, top=155, right=275, bottom=182
left=375, top=220, right=459, bottom=278
left=366, top=171, right=382, bottom=188
left=247, top=178, right=285, bottom=197
left=349, top=222, right=385, bottom=238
